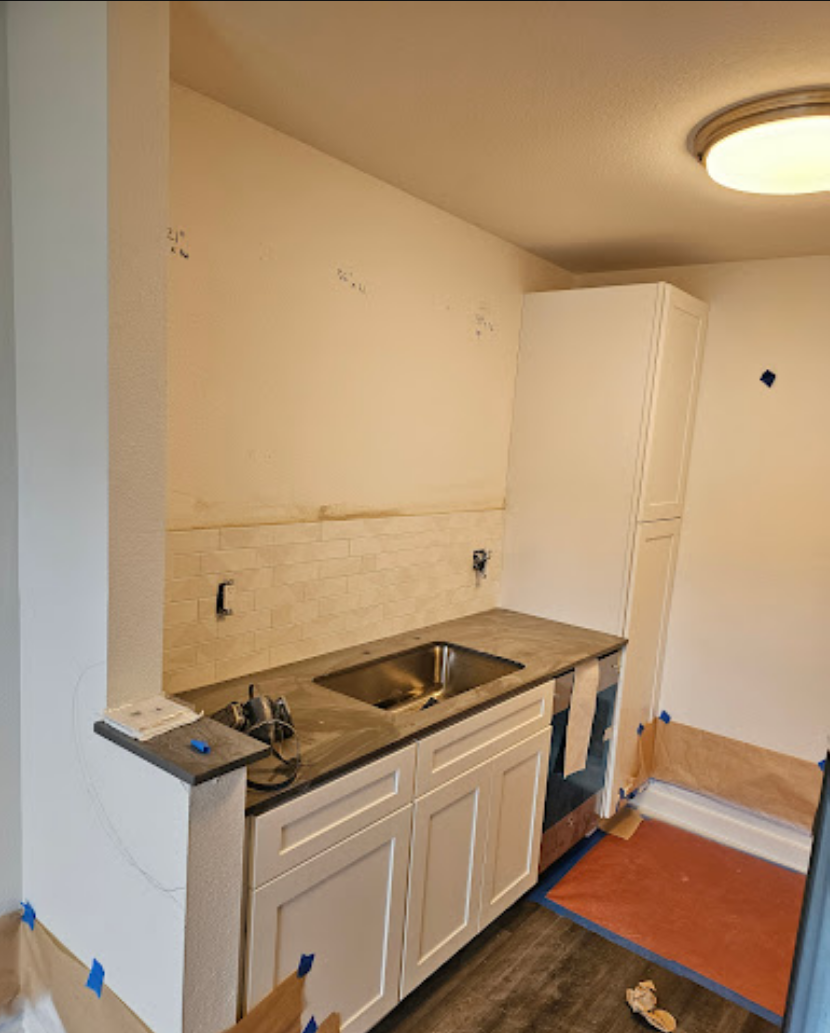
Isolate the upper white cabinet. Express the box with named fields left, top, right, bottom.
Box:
left=502, top=282, right=708, bottom=637
left=638, top=289, right=708, bottom=522
left=502, top=282, right=708, bottom=808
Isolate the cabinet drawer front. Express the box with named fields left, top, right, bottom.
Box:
left=251, top=745, right=416, bottom=887
left=415, top=684, right=552, bottom=797
left=247, top=808, right=412, bottom=1033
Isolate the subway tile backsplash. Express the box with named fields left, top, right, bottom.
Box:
left=163, top=510, right=504, bottom=693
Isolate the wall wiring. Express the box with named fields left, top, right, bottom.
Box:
left=71, top=662, right=186, bottom=907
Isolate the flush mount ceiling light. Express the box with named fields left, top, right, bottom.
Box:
left=692, top=87, right=830, bottom=195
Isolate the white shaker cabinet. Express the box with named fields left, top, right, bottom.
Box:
left=479, top=728, right=550, bottom=928
left=245, top=687, right=554, bottom=1025
left=502, top=283, right=708, bottom=808
left=400, top=761, right=492, bottom=997
left=401, top=721, right=551, bottom=996
left=246, top=807, right=412, bottom=1033
left=607, top=519, right=682, bottom=800
left=638, top=288, right=708, bottom=522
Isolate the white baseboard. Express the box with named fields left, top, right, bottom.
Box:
left=633, top=781, right=813, bottom=874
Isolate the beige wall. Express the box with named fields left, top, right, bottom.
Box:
left=108, top=0, right=169, bottom=707
left=581, top=257, right=830, bottom=765
left=168, top=85, right=571, bottom=532
left=165, top=85, right=570, bottom=691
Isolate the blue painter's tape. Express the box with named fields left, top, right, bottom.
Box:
left=820, top=759, right=826, bottom=773
left=86, top=960, right=105, bottom=998
left=659, top=711, right=672, bottom=725
left=302, top=1019, right=318, bottom=1033
left=760, top=370, right=777, bottom=389
left=637, top=724, right=645, bottom=737
left=20, top=902, right=36, bottom=931
left=298, top=953, right=315, bottom=978
left=190, top=740, right=211, bottom=755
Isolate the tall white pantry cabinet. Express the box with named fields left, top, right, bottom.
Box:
left=502, top=283, right=709, bottom=808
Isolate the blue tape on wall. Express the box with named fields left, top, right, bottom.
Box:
left=637, top=724, right=645, bottom=737
left=190, top=739, right=211, bottom=755
left=86, top=960, right=105, bottom=998
left=659, top=711, right=672, bottom=725
left=20, top=902, right=36, bottom=931
left=820, top=759, right=826, bottom=773
left=298, top=953, right=315, bottom=978
left=302, top=1019, right=318, bottom=1033
left=760, top=370, right=777, bottom=388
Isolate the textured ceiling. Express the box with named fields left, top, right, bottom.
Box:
left=170, top=1, right=830, bottom=272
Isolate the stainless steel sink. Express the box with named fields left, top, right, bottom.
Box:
left=315, top=642, right=524, bottom=714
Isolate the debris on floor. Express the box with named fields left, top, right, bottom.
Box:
left=599, top=805, right=643, bottom=841
left=626, top=980, right=678, bottom=1032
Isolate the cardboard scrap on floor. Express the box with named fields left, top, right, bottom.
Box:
left=626, top=980, right=677, bottom=1032
left=1, top=907, right=341, bottom=1033
left=599, top=805, right=643, bottom=841
left=223, top=971, right=340, bottom=1033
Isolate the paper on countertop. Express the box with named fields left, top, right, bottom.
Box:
left=102, top=695, right=201, bottom=742
left=564, top=658, right=600, bottom=778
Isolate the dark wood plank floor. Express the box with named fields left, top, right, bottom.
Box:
left=375, top=900, right=777, bottom=1033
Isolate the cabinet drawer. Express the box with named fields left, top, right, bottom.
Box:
left=415, top=684, right=552, bottom=797
left=251, top=745, right=416, bottom=887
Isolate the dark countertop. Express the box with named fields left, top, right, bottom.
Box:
left=94, top=715, right=271, bottom=785
left=178, top=608, right=626, bottom=816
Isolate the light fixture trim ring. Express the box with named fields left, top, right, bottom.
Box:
left=692, top=87, right=830, bottom=163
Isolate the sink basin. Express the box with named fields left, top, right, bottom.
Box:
left=315, top=642, right=524, bottom=714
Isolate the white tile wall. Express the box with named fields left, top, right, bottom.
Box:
left=163, top=511, right=505, bottom=693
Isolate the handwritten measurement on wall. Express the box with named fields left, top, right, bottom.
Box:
left=474, top=309, right=497, bottom=339
left=168, top=228, right=189, bottom=260
left=336, top=267, right=368, bottom=295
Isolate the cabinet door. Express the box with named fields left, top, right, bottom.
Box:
left=480, top=728, right=551, bottom=927
left=608, top=519, right=682, bottom=804
left=246, top=808, right=411, bottom=1033
left=401, top=763, right=492, bottom=997
left=639, top=286, right=708, bottom=522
